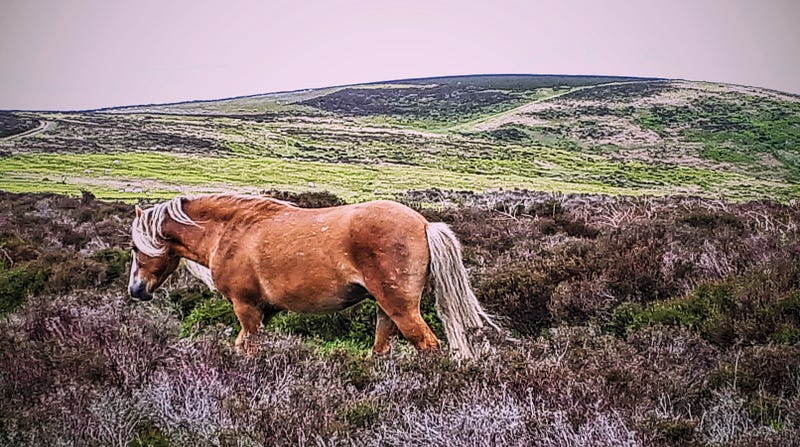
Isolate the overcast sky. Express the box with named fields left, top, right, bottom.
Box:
left=1, top=0, right=798, bottom=110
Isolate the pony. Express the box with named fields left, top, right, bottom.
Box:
left=128, top=194, right=499, bottom=358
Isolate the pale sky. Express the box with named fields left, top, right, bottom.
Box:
left=1, top=0, right=798, bottom=110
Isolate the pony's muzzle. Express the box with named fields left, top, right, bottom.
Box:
left=128, top=282, right=153, bottom=301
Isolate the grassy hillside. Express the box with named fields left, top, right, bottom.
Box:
left=1, top=75, right=798, bottom=202
left=1, top=75, right=799, bottom=445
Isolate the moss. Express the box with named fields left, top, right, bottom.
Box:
left=168, top=287, right=218, bottom=319
left=179, top=297, right=240, bottom=339
left=129, top=422, right=171, bottom=447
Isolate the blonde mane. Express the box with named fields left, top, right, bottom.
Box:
left=132, top=196, right=198, bottom=257
left=206, top=193, right=297, bottom=211
left=131, top=194, right=295, bottom=258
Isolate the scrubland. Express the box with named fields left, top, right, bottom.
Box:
left=1, top=190, right=798, bottom=446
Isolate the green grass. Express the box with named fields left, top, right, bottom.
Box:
left=1, top=150, right=795, bottom=202
left=3, top=150, right=794, bottom=202
left=635, top=95, right=800, bottom=181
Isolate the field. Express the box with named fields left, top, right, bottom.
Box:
left=2, top=75, right=799, bottom=202
left=1, top=75, right=799, bottom=446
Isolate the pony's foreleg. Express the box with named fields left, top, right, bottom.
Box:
left=373, top=306, right=399, bottom=356
left=232, top=300, right=262, bottom=356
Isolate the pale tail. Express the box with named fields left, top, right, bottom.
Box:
left=426, top=223, right=500, bottom=359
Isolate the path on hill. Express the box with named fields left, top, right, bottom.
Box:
left=452, top=80, right=652, bottom=133
left=2, top=120, right=53, bottom=141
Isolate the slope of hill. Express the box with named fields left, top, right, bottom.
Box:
left=1, top=75, right=799, bottom=445
left=1, top=74, right=798, bottom=202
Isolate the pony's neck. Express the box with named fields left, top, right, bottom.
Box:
left=160, top=195, right=291, bottom=266
left=160, top=197, right=227, bottom=267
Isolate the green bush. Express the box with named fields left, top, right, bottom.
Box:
left=608, top=279, right=800, bottom=347
left=91, top=248, right=131, bottom=286
left=338, top=398, right=382, bottom=428
left=608, top=283, right=736, bottom=341
left=766, top=292, right=800, bottom=344
left=175, top=292, right=444, bottom=347
left=268, top=301, right=377, bottom=347
left=129, top=422, right=170, bottom=447
left=0, top=264, right=48, bottom=316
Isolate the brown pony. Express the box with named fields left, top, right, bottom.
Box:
left=128, top=194, right=499, bottom=358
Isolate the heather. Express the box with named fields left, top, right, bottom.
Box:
left=1, top=190, right=798, bottom=446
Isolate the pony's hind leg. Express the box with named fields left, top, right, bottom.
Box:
left=355, top=224, right=437, bottom=353
left=373, top=306, right=399, bottom=356
left=389, top=308, right=439, bottom=352
left=369, top=286, right=439, bottom=353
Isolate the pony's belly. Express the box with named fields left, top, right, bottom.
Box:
left=275, top=283, right=371, bottom=314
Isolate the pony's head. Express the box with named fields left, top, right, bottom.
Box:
left=128, top=198, right=195, bottom=301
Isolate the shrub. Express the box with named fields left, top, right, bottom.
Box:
left=338, top=398, right=382, bottom=428
left=476, top=265, right=553, bottom=336
left=0, top=264, right=48, bottom=315
left=682, top=210, right=745, bottom=230
left=268, top=297, right=443, bottom=348
left=765, top=292, right=800, bottom=344
left=549, top=277, right=613, bottom=323
left=91, top=248, right=131, bottom=286
left=526, top=199, right=565, bottom=217
left=647, top=418, right=699, bottom=445
left=260, top=189, right=347, bottom=208
left=268, top=300, right=377, bottom=347
left=2, top=190, right=800, bottom=445
left=608, top=283, right=737, bottom=345
left=129, top=422, right=171, bottom=447
left=0, top=233, right=41, bottom=264
left=609, top=274, right=800, bottom=348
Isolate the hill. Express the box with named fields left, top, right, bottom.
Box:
left=1, top=74, right=798, bottom=202
left=1, top=75, right=799, bottom=445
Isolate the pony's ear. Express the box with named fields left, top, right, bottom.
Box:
left=135, top=205, right=143, bottom=218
